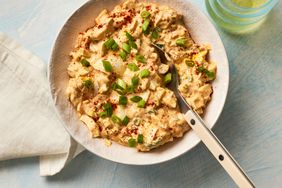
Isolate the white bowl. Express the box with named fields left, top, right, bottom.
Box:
left=49, top=0, right=229, bottom=165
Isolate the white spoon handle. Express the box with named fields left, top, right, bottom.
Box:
left=184, top=110, right=255, bottom=188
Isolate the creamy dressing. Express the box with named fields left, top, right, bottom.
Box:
left=66, top=0, right=216, bottom=151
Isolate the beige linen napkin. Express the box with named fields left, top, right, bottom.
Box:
left=0, top=32, right=84, bottom=176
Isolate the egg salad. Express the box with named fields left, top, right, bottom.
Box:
left=66, top=0, right=216, bottom=151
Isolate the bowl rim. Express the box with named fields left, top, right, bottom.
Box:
left=48, top=0, right=229, bottom=165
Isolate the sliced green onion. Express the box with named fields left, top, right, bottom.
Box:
left=99, top=111, right=107, bottom=118
left=103, top=103, right=112, bottom=110
left=104, top=38, right=119, bottom=51
left=111, top=83, right=118, bottom=90
left=126, top=85, right=135, bottom=94
left=122, top=43, right=131, bottom=54
left=139, top=69, right=150, bottom=78
left=176, top=38, right=187, bottom=47
left=83, top=79, right=93, bottom=89
left=111, top=42, right=119, bottom=51
left=119, top=51, right=127, bottom=61
left=125, top=31, right=135, bottom=41
left=102, top=103, right=113, bottom=117
left=112, top=83, right=126, bottom=95
left=111, top=115, right=122, bottom=124
left=128, top=138, right=136, bottom=147
left=163, top=73, right=172, bottom=85
left=131, top=76, right=139, bottom=87
left=127, top=63, right=139, bottom=71
left=137, top=99, right=146, bottom=108
left=112, top=83, right=121, bottom=90
left=205, top=70, right=215, bottom=78
left=135, top=54, right=146, bottom=64
left=102, top=60, right=113, bottom=72
left=151, top=29, right=159, bottom=39
left=129, top=40, right=137, bottom=49
left=80, top=59, right=90, bottom=67
left=143, top=29, right=150, bottom=35
left=103, top=103, right=113, bottom=114
left=130, top=96, right=142, bottom=102
left=104, top=38, right=115, bottom=49
left=115, top=89, right=127, bottom=95
left=141, top=11, right=150, bottom=18
left=125, top=32, right=137, bottom=49
left=137, top=134, right=144, bottom=144
left=119, top=95, right=128, bottom=106
left=197, top=66, right=205, bottom=72
left=122, top=116, right=130, bottom=125
left=133, top=118, right=141, bottom=126
left=142, top=19, right=150, bottom=33
left=198, top=66, right=216, bottom=78
left=117, top=79, right=127, bottom=90
left=184, top=59, right=195, bottom=67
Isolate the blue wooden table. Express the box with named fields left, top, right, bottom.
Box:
left=0, top=0, right=281, bottom=187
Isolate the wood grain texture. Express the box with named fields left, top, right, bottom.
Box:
left=0, top=0, right=281, bottom=187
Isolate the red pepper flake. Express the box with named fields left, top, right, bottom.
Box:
left=147, top=102, right=155, bottom=106
left=94, top=116, right=99, bottom=122
left=124, top=15, right=132, bottom=24
left=112, top=103, right=117, bottom=109
left=146, top=5, right=151, bottom=10
left=132, top=129, right=138, bottom=135
left=153, top=134, right=157, bottom=140
left=97, top=24, right=103, bottom=29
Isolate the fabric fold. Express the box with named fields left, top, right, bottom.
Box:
left=0, top=32, right=84, bottom=176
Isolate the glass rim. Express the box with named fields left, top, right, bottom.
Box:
left=207, top=1, right=266, bottom=25
left=230, top=0, right=274, bottom=10
left=217, top=0, right=278, bottom=17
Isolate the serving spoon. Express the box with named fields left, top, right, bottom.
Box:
left=152, top=43, right=255, bottom=188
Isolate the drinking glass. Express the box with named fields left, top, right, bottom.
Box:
left=205, top=0, right=279, bottom=33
